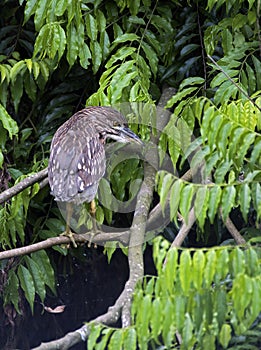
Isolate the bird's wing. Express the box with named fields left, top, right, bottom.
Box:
left=48, top=128, right=105, bottom=202
left=76, top=135, right=106, bottom=193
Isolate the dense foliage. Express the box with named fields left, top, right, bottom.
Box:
left=0, top=0, right=260, bottom=348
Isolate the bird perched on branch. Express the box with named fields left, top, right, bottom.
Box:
left=48, top=106, right=143, bottom=246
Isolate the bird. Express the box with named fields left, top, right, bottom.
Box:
left=48, top=106, right=143, bottom=247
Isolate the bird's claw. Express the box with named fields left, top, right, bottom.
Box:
left=60, top=228, right=77, bottom=248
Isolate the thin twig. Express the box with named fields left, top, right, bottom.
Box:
left=197, top=4, right=207, bottom=92
left=207, top=55, right=261, bottom=112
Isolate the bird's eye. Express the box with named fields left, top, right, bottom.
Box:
left=113, top=121, right=120, bottom=127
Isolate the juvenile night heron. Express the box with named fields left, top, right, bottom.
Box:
left=48, top=106, right=142, bottom=246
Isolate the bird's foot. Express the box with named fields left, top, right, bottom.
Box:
left=88, top=230, right=101, bottom=248
left=60, top=228, right=77, bottom=248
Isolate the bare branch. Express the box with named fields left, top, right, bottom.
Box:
left=220, top=209, right=246, bottom=245
left=0, top=168, right=48, bottom=204
left=170, top=208, right=196, bottom=249
left=0, top=231, right=130, bottom=260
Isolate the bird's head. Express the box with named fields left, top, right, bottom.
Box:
left=89, top=106, right=143, bottom=145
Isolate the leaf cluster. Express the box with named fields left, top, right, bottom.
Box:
left=86, top=242, right=261, bottom=349
left=2, top=249, right=55, bottom=313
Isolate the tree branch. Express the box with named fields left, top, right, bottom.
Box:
left=0, top=168, right=48, bottom=204
left=170, top=208, right=196, bottom=248
left=220, top=209, right=246, bottom=245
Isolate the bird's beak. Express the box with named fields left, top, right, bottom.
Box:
left=113, top=126, right=143, bottom=145
left=119, top=127, right=144, bottom=145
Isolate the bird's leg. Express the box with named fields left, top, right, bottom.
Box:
left=90, top=199, right=97, bottom=231
left=60, top=202, right=77, bottom=248
left=89, top=199, right=98, bottom=247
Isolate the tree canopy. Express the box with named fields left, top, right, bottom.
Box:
left=0, top=0, right=260, bottom=349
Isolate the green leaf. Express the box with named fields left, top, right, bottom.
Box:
left=112, top=33, right=139, bottom=45
left=179, top=184, right=194, bottom=223
left=39, top=60, right=50, bottom=82
left=165, top=87, right=198, bottom=108
left=179, top=77, right=205, bottom=90
left=236, top=132, right=256, bottom=167
left=182, top=313, right=194, bottom=349
left=216, top=249, right=229, bottom=281
left=180, top=43, right=200, bottom=56
left=56, top=0, right=68, bottom=16
left=10, top=60, right=27, bottom=82
left=90, top=41, right=102, bottom=74
left=55, top=24, right=66, bottom=60
left=204, top=249, right=217, bottom=287
left=66, top=23, right=78, bottom=66
left=32, top=61, right=40, bottom=80
left=217, top=121, right=233, bottom=156
left=95, top=328, right=113, bottom=350
left=31, top=250, right=55, bottom=293
left=24, top=72, right=37, bottom=101
left=173, top=295, right=185, bottom=331
left=214, top=160, right=232, bottom=183
left=85, top=13, right=97, bottom=41
left=10, top=74, right=23, bottom=113
left=18, top=265, right=35, bottom=312
left=88, top=323, right=102, bottom=350
left=179, top=250, right=192, bottom=294
left=162, top=299, right=174, bottom=347
left=192, top=249, right=205, bottom=289
left=159, top=173, right=173, bottom=212
left=252, top=183, right=261, bottom=221
left=108, top=329, right=123, bottom=350
left=221, top=185, right=236, bottom=221
left=164, top=248, right=178, bottom=292
left=3, top=270, right=20, bottom=313
left=100, top=30, right=110, bottom=60
left=0, top=103, right=18, bottom=138
left=34, top=23, right=66, bottom=60
left=34, top=0, right=49, bottom=31
left=194, top=185, right=209, bottom=230
left=138, top=294, right=152, bottom=340
left=221, top=29, right=233, bottom=55
left=151, top=298, right=162, bottom=339
left=239, top=183, right=251, bottom=222
left=106, top=47, right=136, bottom=69
left=123, top=328, right=137, bottom=350
left=23, top=0, right=38, bottom=24
left=231, top=247, right=246, bottom=276
left=231, top=273, right=252, bottom=321
left=111, top=71, right=138, bottom=104
left=79, top=43, right=91, bottom=69
left=141, top=41, right=158, bottom=77
left=25, top=256, right=46, bottom=302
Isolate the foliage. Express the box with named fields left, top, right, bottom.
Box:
left=157, top=94, right=261, bottom=228
left=86, top=239, right=261, bottom=349
left=0, top=0, right=260, bottom=348
left=2, top=249, right=55, bottom=313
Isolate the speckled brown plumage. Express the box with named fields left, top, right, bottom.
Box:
left=48, top=106, right=142, bottom=205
